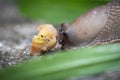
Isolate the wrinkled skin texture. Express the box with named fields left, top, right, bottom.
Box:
left=59, top=1, right=120, bottom=49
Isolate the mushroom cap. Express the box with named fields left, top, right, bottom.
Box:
left=30, top=24, right=58, bottom=56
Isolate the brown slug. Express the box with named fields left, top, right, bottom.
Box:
left=59, top=1, right=120, bottom=49
left=30, top=1, right=120, bottom=55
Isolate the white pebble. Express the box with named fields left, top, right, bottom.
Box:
left=0, top=42, right=3, bottom=47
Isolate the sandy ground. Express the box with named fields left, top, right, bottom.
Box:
left=0, top=23, right=38, bottom=68
left=0, top=0, right=120, bottom=80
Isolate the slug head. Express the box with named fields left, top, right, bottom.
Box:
left=58, top=23, right=75, bottom=49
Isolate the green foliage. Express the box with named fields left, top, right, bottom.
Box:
left=16, top=0, right=111, bottom=24
left=0, top=44, right=120, bottom=80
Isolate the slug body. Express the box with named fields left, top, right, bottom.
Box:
left=59, top=1, right=120, bottom=48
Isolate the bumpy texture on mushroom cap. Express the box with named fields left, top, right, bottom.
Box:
left=30, top=24, right=58, bottom=56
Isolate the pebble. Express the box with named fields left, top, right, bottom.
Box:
left=0, top=42, right=3, bottom=47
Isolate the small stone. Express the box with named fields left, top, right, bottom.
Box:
left=0, top=42, right=3, bottom=47
left=8, top=62, right=16, bottom=66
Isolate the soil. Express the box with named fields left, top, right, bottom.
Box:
left=0, top=0, right=120, bottom=80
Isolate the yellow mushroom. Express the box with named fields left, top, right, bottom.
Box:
left=30, top=24, right=58, bottom=56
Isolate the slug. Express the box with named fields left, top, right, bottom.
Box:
left=59, top=1, right=120, bottom=49
left=30, top=1, right=120, bottom=55
left=30, top=24, right=58, bottom=56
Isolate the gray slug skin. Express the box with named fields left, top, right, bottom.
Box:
left=59, top=1, right=120, bottom=48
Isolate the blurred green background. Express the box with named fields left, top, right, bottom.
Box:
left=16, top=0, right=111, bottom=24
